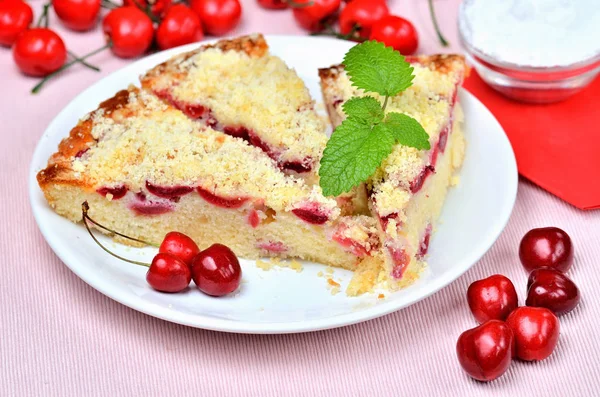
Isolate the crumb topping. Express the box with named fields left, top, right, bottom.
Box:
left=73, top=88, right=337, bottom=214
left=142, top=35, right=327, bottom=166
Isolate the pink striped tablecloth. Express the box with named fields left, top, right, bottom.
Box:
left=2, top=1, right=599, bottom=395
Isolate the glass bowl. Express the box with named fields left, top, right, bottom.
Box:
left=458, top=21, right=600, bottom=103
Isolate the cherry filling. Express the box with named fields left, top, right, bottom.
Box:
left=417, top=223, right=433, bottom=258
left=75, top=148, right=89, bottom=158
left=410, top=166, right=435, bottom=193
left=332, top=227, right=372, bottom=257
left=332, top=98, right=344, bottom=108
left=379, top=212, right=399, bottom=231
left=248, top=210, right=260, bottom=228
left=130, top=192, right=174, bottom=215
left=197, top=187, right=248, bottom=209
left=281, top=160, right=312, bottom=173
left=154, top=89, right=211, bottom=120
left=257, top=241, right=288, bottom=253
left=292, top=202, right=329, bottom=225
left=145, top=181, right=193, bottom=199
left=152, top=89, right=313, bottom=173
left=389, top=245, right=411, bottom=279
left=223, top=126, right=250, bottom=140
left=97, top=185, right=128, bottom=200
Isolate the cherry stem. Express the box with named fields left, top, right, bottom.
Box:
left=428, top=0, right=449, bottom=47
left=81, top=202, right=151, bottom=268
left=101, top=0, right=118, bottom=9
left=36, top=3, right=51, bottom=28
left=101, top=0, right=119, bottom=8
left=286, top=0, right=314, bottom=8
left=131, top=0, right=160, bottom=23
left=68, top=51, right=101, bottom=72
left=81, top=201, right=160, bottom=247
left=310, top=24, right=366, bottom=42
left=32, top=43, right=112, bottom=94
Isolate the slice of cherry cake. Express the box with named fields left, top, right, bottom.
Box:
left=140, top=34, right=327, bottom=179
left=37, top=87, right=381, bottom=276
left=319, top=54, right=468, bottom=290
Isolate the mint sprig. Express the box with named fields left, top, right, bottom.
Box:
left=319, top=41, right=430, bottom=197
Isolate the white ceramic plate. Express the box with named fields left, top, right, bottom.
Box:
left=29, top=35, right=518, bottom=334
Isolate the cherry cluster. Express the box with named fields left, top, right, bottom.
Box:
left=82, top=202, right=241, bottom=297
left=258, top=0, right=428, bottom=56
left=457, top=227, right=580, bottom=382
left=0, top=0, right=242, bottom=92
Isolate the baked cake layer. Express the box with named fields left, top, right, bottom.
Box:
left=140, top=34, right=327, bottom=175
left=37, top=87, right=381, bottom=274
left=319, top=55, right=468, bottom=286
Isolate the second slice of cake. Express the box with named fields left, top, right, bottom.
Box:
left=140, top=34, right=327, bottom=177
left=319, top=54, right=468, bottom=289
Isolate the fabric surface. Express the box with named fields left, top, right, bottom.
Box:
left=2, top=1, right=599, bottom=395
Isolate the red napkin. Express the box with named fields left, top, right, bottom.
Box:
left=463, top=71, right=600, bottom=210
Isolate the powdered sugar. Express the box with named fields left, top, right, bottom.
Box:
left=459, top=0, right=600, bottom=67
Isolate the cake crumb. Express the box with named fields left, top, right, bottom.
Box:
left=378, top=293, right=385, bottom=299
left=317, top=271, right=324, bottom=277
left=256, top=259, right=271, bottom=271
left=289, top=259, right=303, bottom=273
left=327, top=278, right=340, bottom=287
left=255, top=258, right=303, bottom=273
left=325, top=267, right=334, bottom=274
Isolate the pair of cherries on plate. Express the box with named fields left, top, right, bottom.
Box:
left=82, top=201, right=241, bottom=297
left=149, top=232, right=242, bottom=296
left=457, top=227, right=580, bottom=382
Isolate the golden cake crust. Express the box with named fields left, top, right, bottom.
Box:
left=37, top=90, right=135, bottom=191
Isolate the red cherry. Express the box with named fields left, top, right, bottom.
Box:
left=159, top=231, right=200, bottom=267
left=506, top=307, right=560, bottom=361
left=156, top=4, right=203, bottom=50
left=0, top=0, right=33, bottom=46
left=102, top=6, right=154, bottom=58
left=146, top=253, right=192, bottom=293
left=292, top=0, right=340, bottom=33
left=467, top=275, right=518, bottom=323
left=339, top=0, right=389, bottom=39
left=519, top=227, right=573, bottom=273
left=12, top=28, right=67, bottom=77
left=456, top=320, right=515, bottom=382
left=191, top=244, right=242, bottom=296
left=52, top=0, right=101, bottom=31
left=526, top=268, right=580, bottom=315
left=369, top=15, right=419, bottom=55
left=189, top=0, right=241, bottom=36
left=257, top=0, right=288, bottom=10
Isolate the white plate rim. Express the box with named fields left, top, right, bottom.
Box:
left=28, top=35, right=518, bottom=334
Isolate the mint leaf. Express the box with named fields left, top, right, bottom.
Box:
left=343, top=41, right=414, bottom=97
left=383, top=113, right=431, bottom=150
left=319, top=118, right=394, bottom=196
left=341, top=97, right=384, bottom=125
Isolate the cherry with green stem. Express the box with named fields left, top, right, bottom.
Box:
left=35, top=3, right=101, bottom=72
